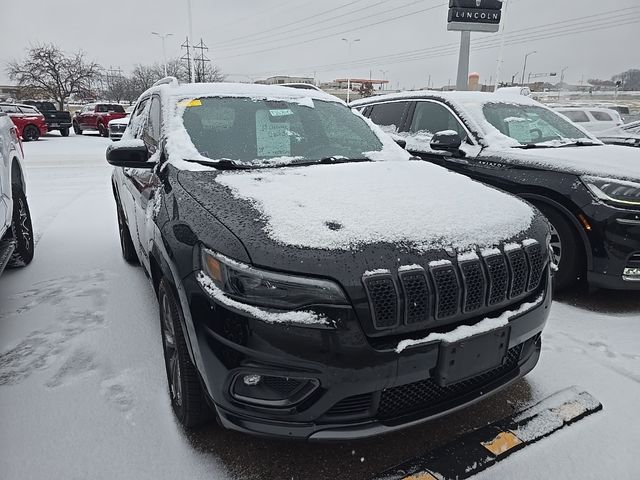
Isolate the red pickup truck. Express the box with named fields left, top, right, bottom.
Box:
left=73, top=103, right=127, bottom=137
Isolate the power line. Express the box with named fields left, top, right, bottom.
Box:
left=214, top=0, right=370, bottom=48
left=246, top=6, right=640, bottom=76
left=217, top=1, right=447, bottom=60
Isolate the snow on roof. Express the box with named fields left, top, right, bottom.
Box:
left=216, top=160, right=535, bottom=252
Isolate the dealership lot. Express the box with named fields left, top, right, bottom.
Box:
left=0, top=133, right=637, bottom=479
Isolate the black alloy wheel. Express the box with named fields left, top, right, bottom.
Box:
left=22, top=125, right=39, bottom=142
left=60, top=127, right=70, bottom=137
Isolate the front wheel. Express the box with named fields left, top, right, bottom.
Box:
left=535, top=203, right=583, bottom=291
left=7, top=184, right=34, bottom=267
left=22, top=125, right=40, bottom=142
left=158, top=278, right=214, bottom=427
left=60, top=127, right=70, bottom=137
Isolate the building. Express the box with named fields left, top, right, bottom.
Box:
left=0, top=85, right=20, bottom=101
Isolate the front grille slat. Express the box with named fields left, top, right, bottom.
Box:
left=484, top=254, right=509, bottom=306
left=377, top=344, right=523, bottom=420
left=525, top=242, right=545, bottom=291
left=363, top=275, right=400, bottom=329
left=460, top=259, right=486, bottom=313
left=507, top=248, right=529, bottom=298
left=399, top=269, right=431, bottom=324
left=430, top=264, right=461, bottom=320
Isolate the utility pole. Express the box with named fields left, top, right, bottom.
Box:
left=181, top=37, right=193, bottom=83
left=521, top=51, right=537, bottom=85
left=455, top=31, right=471, bottom=90
left=494, top=0, right=510, bottom=89
left=187, top=0, right=195, bottom=82
left=380, top=70, right=389, bottom=91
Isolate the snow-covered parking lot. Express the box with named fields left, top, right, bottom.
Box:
left=1, top=133, right=639, bottom=480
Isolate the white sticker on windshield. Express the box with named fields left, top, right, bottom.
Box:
left=269, top=109, right=293, bottom=117
left=256, top=110, right=291, bottom=157
left=505, top=118, right=533, bottom=144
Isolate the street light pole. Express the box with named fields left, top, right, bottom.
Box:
left=342, top=38, right=360, bottom=103
left=521, top=50, right=537, bottom=86
left=151, top=32, right=173, bottom=77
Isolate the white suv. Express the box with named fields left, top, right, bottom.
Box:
left=555, top=107, right=624, bottom=134
left=0, top=112, right=34, bottom=275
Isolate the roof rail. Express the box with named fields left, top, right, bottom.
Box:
left=152, top=76, right=179, bottom=87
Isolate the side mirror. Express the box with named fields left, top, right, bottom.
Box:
left=430, top=130, right=463, bottom=152
left=106, top=139, right=153, bottom=168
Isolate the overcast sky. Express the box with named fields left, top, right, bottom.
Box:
left=1, top=0, right=639, bottom=88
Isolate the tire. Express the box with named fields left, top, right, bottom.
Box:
left=115, top=200, right=138, bottom=264
left=60, top=127, right=70, bottom=137
left=158, top=278, right=214, bottom=427
left=73, top=122, right=82, bottom=135
left=7, top=184, right=34, bottom=268
left=98, top=123, right=109, bottom=137
left=22, top=125, right=40, bottom=142
left=535, top=203, right=583, bottom=291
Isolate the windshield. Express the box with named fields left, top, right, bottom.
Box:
left=38, top=102, right=56, bottom=111
left=180, top=97, right=383, bottom=165
left=483, top=103, right=593, bottom=145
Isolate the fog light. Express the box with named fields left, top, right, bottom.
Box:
left=231, top=374, right=319, bottom=407
left=243, top=374, right=262, bottom=386
left=623, top=268, right=640, bottom=281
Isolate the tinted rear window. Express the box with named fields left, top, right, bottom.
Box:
left=590, top=111, right=613, bottom=122
left=560, top=110, right=589, bottom=122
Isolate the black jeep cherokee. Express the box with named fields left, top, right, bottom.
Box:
left=107, top=81, right=551, bottom=441
left=353, top=92, right=640, bottom=291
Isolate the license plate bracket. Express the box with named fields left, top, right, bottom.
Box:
left=434, top=326, right=511, bottom=387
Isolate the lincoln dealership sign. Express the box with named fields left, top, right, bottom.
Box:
left=448, top=0, right=503, bottom=32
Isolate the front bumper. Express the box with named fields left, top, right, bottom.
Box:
left=583, top=205, right=640, bottom=290
left=184, top=270, right=551, bottom=441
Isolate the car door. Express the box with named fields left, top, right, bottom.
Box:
left=126, top=95, right=162, bottom=269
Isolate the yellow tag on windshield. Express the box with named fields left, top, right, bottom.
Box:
left=178, top=99, right=202, bottom=108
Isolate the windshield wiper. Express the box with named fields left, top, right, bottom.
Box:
left=317, top=157, right=372, bottom=164
left=184, top=159, right=255, bottom=170
left=513, top=139, right=600, bottom=149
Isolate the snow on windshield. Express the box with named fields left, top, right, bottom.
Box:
left=216, top=160, right=534, bottom=252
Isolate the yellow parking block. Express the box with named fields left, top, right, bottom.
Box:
left=401, top=472, right=439, bottom=480
left=481, top=431, right=523, bottom=456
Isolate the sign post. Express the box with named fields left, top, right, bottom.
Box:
left=448, top=0, right=503, bottom=90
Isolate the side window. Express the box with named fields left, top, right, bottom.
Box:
left=144, top=97, right=161, bottom=145
left=129, top=98, right=150, bottom=138
left=590, top=111, right=612, bottom=122
left=409, top=101, right=466, bottom=138
left=368, top=102, right=409, bottom=133
left=1, top=105, right=20, bottom=113
left=18, top=106, right=38, bottom=114
left=561, top=110, right=589, bottom=123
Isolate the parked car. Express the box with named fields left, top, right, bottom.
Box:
left=555, top=106, right=624, bottom=134
left=0, top=103, right=48, bottom=141
left=22, top=100, right=72, bottom=137
left=280, top=83, right=323, bottom=91
left=0, top=112, right=34, bottom=276
left=597, top=121, right=640, bottom=148
left=73, top=103, right=127, bottom=137
left=108, top=114, right=130, bottom=141
left=352, top=91, right=640, bottom=291
left=106, top=80, right=552, bottom=440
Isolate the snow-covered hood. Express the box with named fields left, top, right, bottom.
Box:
left=490, top=144, right=640, bottom=181
left=108, top=116, right=130, bottom=126
left=179, top=161, right=538, bottom=258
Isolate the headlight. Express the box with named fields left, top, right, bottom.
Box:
left=201, top=248, right=348, bottom=309
left=582, top=175, right=640, bottom=207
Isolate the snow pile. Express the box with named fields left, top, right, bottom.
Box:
left=196, top=271, right=329, bottom=326
left=216, top=161, right=535, bottom=252
left=395, top=293, right=544, bottom=353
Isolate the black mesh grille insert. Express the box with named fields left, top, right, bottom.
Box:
left=507, top=248, right=529, bottom=298
left=324, top=393, right=373, bottom=417
left=460, top=259, right=486, bottom=313
left=400, top=270, right=430, bottom=324
left=484, top=254, right=509, bottom=305
left=261, top=376, right=305, bottom=396
left=430, top=264, right=461, bottom=319
left=363, top=275, right=399, bottom=329
left=377, top=344, right=523, bottom=420
left=525, top=242, right=545, bottom=291
left=627, top=253, right=640, bottom=267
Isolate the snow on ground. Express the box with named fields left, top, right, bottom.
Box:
left=0, top=133, right=639, bottom=479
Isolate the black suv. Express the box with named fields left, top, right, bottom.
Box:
left=353, top=92, right=640, bottom=291
left=106, top=81, right=551, bottom=440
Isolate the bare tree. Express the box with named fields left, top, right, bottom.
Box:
left=7, top=44, right=101, bottom=110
